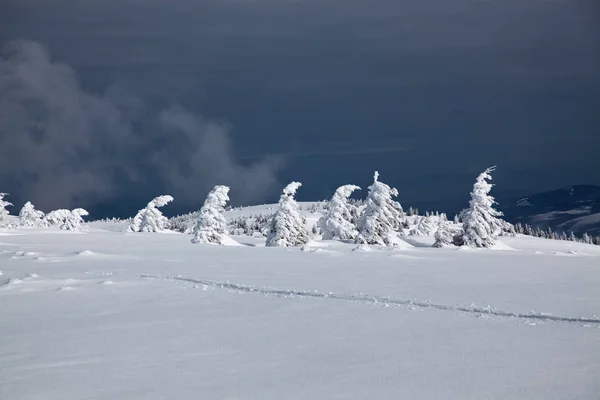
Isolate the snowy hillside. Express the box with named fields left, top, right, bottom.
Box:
left=1, top=207, right=600, bottom=399
left=502, top=185, right=600, bottom=236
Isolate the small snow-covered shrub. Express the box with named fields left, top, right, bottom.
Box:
left=18, top=202, right=45, bottom=227
left=93, top=217, right=132, bottom=224
left=61, top=208, right=89, bottom=231
left=169, top=211, right=198, bottom=233
left=228, top=213, right=272, bottom=237
left=0, top=193, right=13, bottom=227
left=409, top=215, right=438, bottom=236
left=432, top=219, right=453, bottom=248
left=39, top=209, right=88, bottom=230
left=40, top=209, right=70, bottom=227
left=302, top=201, right=328, bottom=213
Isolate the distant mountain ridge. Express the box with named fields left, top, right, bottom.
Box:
left=500, top=185, right=600, bottom=236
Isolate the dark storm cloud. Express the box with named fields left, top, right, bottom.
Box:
left=0, top=0, right=599, bottom=215
left=0, top=41, right=281, bottom=211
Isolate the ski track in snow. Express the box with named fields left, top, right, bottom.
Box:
left=138, top=274, right=600, bottom=326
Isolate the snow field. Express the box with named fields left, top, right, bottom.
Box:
left=1, top=220, right=600, bottom=399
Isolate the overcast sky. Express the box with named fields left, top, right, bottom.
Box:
left=1, top=0, right=599, bottom=217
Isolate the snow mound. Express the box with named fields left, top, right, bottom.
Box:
left=3, top=278, right=23, bottom=286
left=220, top=236, right=243, bottom=246
left=10, top=251, right=38, bottom=258
left=353, top=244, right=373, bottom=252
left=76, top=250, right=96, bottom=256
left=489, top=242, right=516, bottom=251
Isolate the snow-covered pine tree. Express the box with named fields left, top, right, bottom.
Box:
left=318, top=184, right=361, bottom=240
left=0, top=193, right=13, bottom=226
left=559, top=232, right=566, bottom=241
left=534, top=227, right=543, bottom=238
left=61, top=208, right=89, bottom=231
left=191, top=185, right=231, bottom=245
left=266, top=182, right=309, bottom=247
left=127, top=195, right=173, bottom=233
left=18, top=202, right=45, bottom=227
left=409, top=215, right=438, bottom=236
left=568, top=232, right=576, bottom=242
left=453, top=167, right=507, bottom=248
left=355, top=171, right=406, bottom=246
left=432, top=218, right=453, bottom=248
left=582, top=232, right=592, bottom=244
left=453, top=214, right=460, bottom=224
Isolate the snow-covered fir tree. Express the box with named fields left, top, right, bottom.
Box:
left=453, top=167, right=508, bottom=248
left=582, top=232, right=592, bottom=244
left=18, top=202, right=45, bottom=227
left=0, top=193, right=13, bottom=226
left=61, top=208, right=89, bottom=231
left=409, top=215, right=438, bottom=236
left=355, top=171, right=406, bottom=246
left=318, top=184, right=361, bottom=240
left=191, top=185, right=231, bottom=245
left=266, top=182, right=309, bottom=247
left=127, top=195, right=173, bottom=233
left=559, top=232, right=567, bottom=241
left=432, top=219, right=453, bottom=248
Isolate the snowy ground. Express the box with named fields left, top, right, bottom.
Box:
left=1, top=214, right=600, bottom=399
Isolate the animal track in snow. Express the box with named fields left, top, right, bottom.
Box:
left=139, top=273, right=600, bottom=326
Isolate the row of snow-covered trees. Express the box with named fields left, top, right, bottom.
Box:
left=126, top=167, right=514, bottom=249
left=514, top=223, right=600, bottom=245
left=0, top=193, right=88, bottom=231
left=314, top=167, right=514, bottom=249
left=4, top=166, right=599, bottom=248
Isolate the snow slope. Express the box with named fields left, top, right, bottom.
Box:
left=502, top=185, right=600, bottom=235
left=1, top=220, right=600, bottom=399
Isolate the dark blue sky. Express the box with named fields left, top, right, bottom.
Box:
left=1, top=0, right=599, bottom=217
